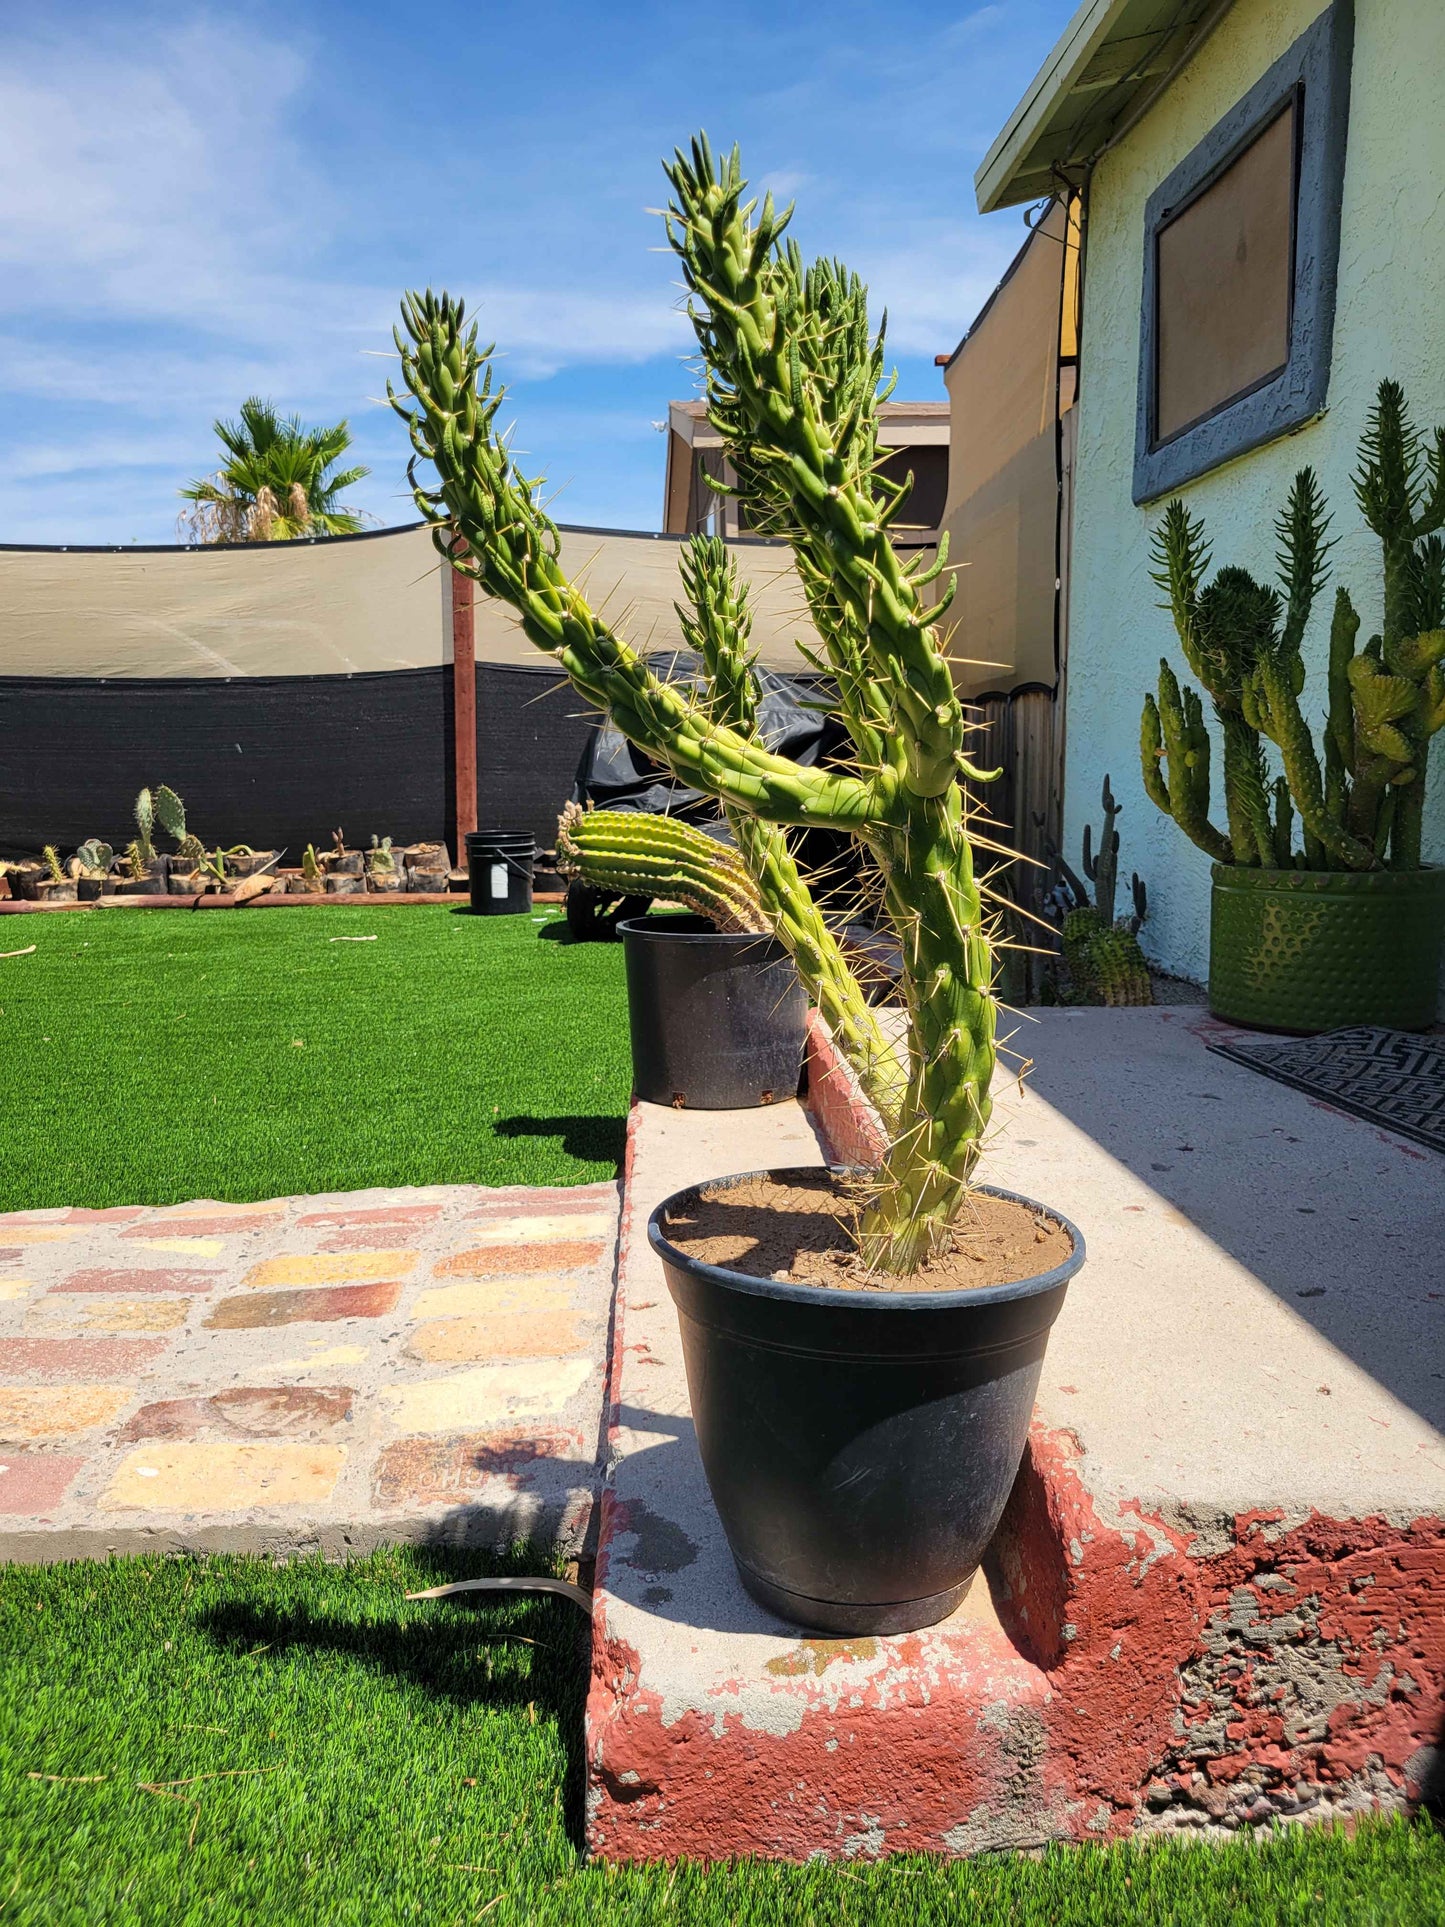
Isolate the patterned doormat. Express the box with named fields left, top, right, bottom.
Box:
left=1207, top=1025, right=1445, bottom=1154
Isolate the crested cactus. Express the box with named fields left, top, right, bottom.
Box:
left=1143, top=382, right=1445, bottom=874
left=557, top=805, right=767, bottom=933
left=391, top=136, right=1004, bottom=1273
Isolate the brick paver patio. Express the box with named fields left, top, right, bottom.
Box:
left=0, top=1181, right=617, bottom=1561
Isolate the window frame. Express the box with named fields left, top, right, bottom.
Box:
left=1132, top=0, right=1354, bottom=504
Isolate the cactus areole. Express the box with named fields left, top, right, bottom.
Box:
left=392, top=137, right=1027, bottom=1278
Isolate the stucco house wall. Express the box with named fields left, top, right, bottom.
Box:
left=1066, top=0, right=1445, bottom=987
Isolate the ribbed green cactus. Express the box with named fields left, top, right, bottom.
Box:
left=133, top=789, right=155, bottom=867
left=1054, top=775, right=1151, bottom=1007
left=1142, top=382, right=1445, bottom=874
left=675, top=535, right=905, bottom=1124
left=391, top=136, right=1003, bottom=1273
left=557, top=805, right=767, bottom=932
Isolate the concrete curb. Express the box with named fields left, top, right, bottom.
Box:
left=585, top=1012, right=1444, bottom=1860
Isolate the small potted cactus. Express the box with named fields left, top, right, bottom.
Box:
left=289, top=844, right=326, bottom=894
left=323, top=829, right=366, bottom=895
left=1048, top=777, right=1152, bottom=1007
left=112, top=789, right=169, bottom=893
left=1142, top=382, right=1445, bottom=1032
left=323, top=828, right=365, bottom=880
left=557, top=803, right=808, bottom=1108
left=70, top=840, right=114, bottom=901
left=392, top=137, right=1086, bottom=1634
left=367, top=835, right=403, bottom=892
left=32, top=846, right=77, bottom=905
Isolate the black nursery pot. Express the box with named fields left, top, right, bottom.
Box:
left=619, top=914, right=807, bottom=1110
left=649, top=1169, right=1085, bottom=1635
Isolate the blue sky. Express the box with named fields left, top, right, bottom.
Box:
left=0, top=2, right=1073, bottom=545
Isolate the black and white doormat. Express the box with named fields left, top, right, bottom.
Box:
left=1206, top=1025, right=1445, bottom=1155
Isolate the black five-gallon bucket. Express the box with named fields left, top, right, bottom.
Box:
left=618, top=913, right=806, bottom=1109
left=466, top=829, right=535, bottom=915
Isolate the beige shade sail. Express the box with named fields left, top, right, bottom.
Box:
left=0, top=522, right=829, bottom=680
left=934, top=198, right=1076, bottom=699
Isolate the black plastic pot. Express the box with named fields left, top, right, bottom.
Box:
left=619, top=914, right=806, bottom=1109
left=649, top=1169, right=1085, bottom=1634
left=466, top=829, right=534, bottom=915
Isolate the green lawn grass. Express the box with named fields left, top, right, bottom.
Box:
left=0, top=906, right=631, bottom=1209
left=1, top=1548, right=1439, bottom=1926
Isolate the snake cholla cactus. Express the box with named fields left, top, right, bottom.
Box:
left=556, top=804, right=768, bottom=933
left=1142, top=382, right=1445, bottom=873
left=392, top=137, right=1003, bottom=1273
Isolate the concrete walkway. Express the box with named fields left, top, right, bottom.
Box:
left=587, top=1013, right=1444, bottom=1859
left=0, top=1181, right=617, bottom=1561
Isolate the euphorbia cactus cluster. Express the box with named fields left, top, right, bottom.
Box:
left=391, top=136, right=1006, bottom=1273
left=1143, top=381, right=1445, bottom=872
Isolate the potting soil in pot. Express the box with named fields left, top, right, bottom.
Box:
left=663, top=1169, right=1071, bottom=1293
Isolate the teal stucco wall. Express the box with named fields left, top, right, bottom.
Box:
left=1066, top=0, right=1445, bottom=988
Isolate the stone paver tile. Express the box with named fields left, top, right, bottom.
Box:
left=243, top=1251, right=418, bottom=1290
left=118, top=1386, right=354, bottom=1443
left=101, top=1442, right=346, bottom=1512
left=0, top=1452, right=88, bottom=1513
left=407, top=1311, right=589, bottom=1365
left=434, top=1240, right=604, bottom=1280
left=78, top=1300, right=192, bottom=1333
left=316, top=1226, right=446, bottom=1253
left=25, top=1298, right=191, bottom=1335
left=65, top=1207, right=148, bottom=1224
left=149, top=1202, right=285, bottom=1222
left=412, top=1277, right=576, bottom=1321
left=129, top=1237, right=226, bottom=1257
left=372, top=1428, right=585, bottom=1506
left=465, top=1187, right=615, bottom=1217
left=0, top=1385, right=132, bottom=1438
left=466, top=1213, right=614, bottom=1246
left=0, top=1226, right=79, bottom=1246
left=0, top=1278, right=37, bottom=1303
left=4, top=1337, right=170, bottom=1377
left=206, top=1281, right=403, bottom=1329
left=272, top=1342, right=371, bottom=1372
left=380, top=1358, right=594, bottom=1433
left=297, top=1205, right=444, bottom=1228
left=123, top=1213, right=285, bottom=1239
left=55, top=1268, right=220, bottom=1295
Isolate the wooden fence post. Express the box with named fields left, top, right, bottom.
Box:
left=450, top=544, right=478, bottom=862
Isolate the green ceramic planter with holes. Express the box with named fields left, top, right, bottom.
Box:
left=1209, top=863, right=1445, bottom=1033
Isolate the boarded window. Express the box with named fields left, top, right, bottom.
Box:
left=1154, top=100, right=1296, bottom=444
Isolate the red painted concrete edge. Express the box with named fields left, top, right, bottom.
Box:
left=802, top=1011, right=889, bottom=1171
left=586, top=1046, right=1444, bottom=1861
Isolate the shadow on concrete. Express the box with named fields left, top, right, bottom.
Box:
left=1019, top=1009, right=1445, bottom=1433
left=493, top=1114, right=626, bottom=1167
left=198, top=1540, right=592, bottom=1848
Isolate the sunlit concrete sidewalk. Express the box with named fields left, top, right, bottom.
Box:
left=0, top=1180, right=617, bottom=1562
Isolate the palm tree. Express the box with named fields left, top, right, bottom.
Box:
left=179, top=398, right=371, bottom=543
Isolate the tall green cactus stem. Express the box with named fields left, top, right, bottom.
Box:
left=556, top=805, right=767, bottom=933
left=133, top=789, right=155, bottom=867
left=663, top=138, right=998, bottom=1271
left=392, top=144, right=1002, bottom=1274
left=1081, top=774, right=1121, bottom=925
left=1353, top=380, right=1445, bottom=868
left=677, top=535, right=905, bottom=1125
left=1146, top=663, right=1231, bottom=862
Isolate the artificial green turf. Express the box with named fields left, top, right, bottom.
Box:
left=0, top=906, right=631, bottom=1209
left=1, top=1549, right=1440, bottom=1926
